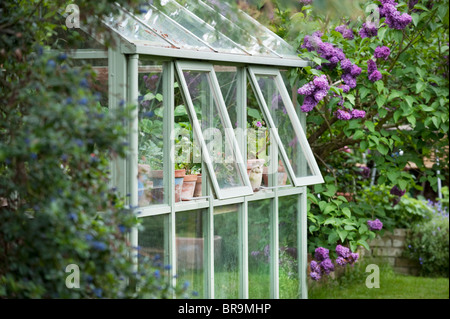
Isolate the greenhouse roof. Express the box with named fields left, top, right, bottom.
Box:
left=104, top=0, right=308, bottom=67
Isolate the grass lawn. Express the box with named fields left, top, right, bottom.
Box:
left=308, top=263, right=449, bottom=299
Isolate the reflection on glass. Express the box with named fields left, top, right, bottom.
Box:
left=176, top=210, right=205, bottom=298
left=178, top=0, right=276, bottom=57
left=156, top=0, right=247, bottom=55
left=138, top=60, right=164, bottom=206
left=214, top=204, right=239, bottom=298
left=182, top=70, right=245, bottom=190
left=248, top=199, right=271, bottom=299
left=106, top=11, right=172, bottom=47
left=278, top=195, right=299, bottom=298
left=138, top=5, right=214, bottom=52
left=138, top=215, right=169, bottom=277
left=202, top=0, right=298, bottom=58
left=255, top=75, right=313, bottom=179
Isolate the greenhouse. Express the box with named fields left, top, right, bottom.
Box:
left=61, top=0, right=324, bottom=299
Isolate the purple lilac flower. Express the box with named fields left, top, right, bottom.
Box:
left=335, top=109, right=352, bottom=120
left=314, top=246, right=329, bottom=261
left=336, top=244, right=350, bottom=258
left=367, top=219, right=383, bottom=231
left=359, top=22, right=378, bottom=38
left=335, top=25, right=355, bottom=40
left=351, top=109, right=366, bottom=119
left=301, top=95, right=319, bottom=112
left=374, top=46, right=391, bottom=60
left=340, top=59, right=361, bottom=89
left=383, top=3, right=412, bottom=30
left=341, top=73, right=357, bottom=88
left=299, top=0, right=313, bottom=4
left=336, top=256, right=348, bottom=266
left=349, top=252, right=359, bottom=264
left=298, top=75, right=330, bottom=113
left=339, top=84, right=350, bottom=94
left=390, top=185, right=406, bottom=197
left=302, top=33, right=346, bottom=70
left=367, top=60, right=383, bottom=82
left=256, top=121, right=263, bottom=128
left=369, top=70, right=382, bottom=82
left=310, top=271, right=321, bottom=281
left=320, top=258, right=335, bottom=274
left=310, top=260, right=321, bottom=274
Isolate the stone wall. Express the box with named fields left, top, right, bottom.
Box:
left=366, top=228, right=420, bottom=276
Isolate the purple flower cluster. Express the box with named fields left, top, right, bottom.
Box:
left=367, top=59, right=383, bottom=82
left=335, top=245, right=359, bottom=266
left=341, top=58, right=362, bottom=88
left=367, top=219, right=383, bottom=231
left=334, top=108, right=366, bottom=121
left=374, top=46, right=391, bottom=61
left=310, top=245, right=360, bottom=280
left=302, top=32, right=346, bottom=70
left=359, top=22, right=378, bottom=39
left=335, top=24, right=354, bottom=40
left=299, top=0, right=313, bottom=4
left=297, top=75, right=330, bottom=112
left=380, top=1, right=412, bottom=30
left=310, top=247, right=335, bottom=281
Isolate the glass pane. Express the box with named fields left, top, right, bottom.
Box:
left=137, top=5, right=214, bottom=52
left=174, top=81, right=204, bottom=199
left=215, top=66, right=238, bottom=129
left=176, top=210, right=205, bottom=298
left=214, top=204, right=239, bottom=299
left=203, top=0, right=298, bottom=58
left=278, top=195, right=299, bottom=299
left=248, top=199, right=271, bottom=299
left=105, top=10, right=172, bottom=47
left=255, top=75, right=314, bottom=179
left=138, top=215, right=169, bottom=275
left=156, top=0, right=247, bottom=55
left=138, top=60, right=164, bottom=206
left=176, top=0, right=276, bottom=57
left=246, top=81, right=272, bottom=190
left=182, top=70, right=246, bottom=191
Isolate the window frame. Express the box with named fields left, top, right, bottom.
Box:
left=247, top=66, right=324, bottom=187
left=174, top=61, right=254, bottom=200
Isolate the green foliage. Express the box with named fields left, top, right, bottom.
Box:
left=350, top=184, right=434, bottom=230
left=0, top=0, right=188, bottom=298
left=405, top=197, right=449, bottom=278
left=307, top=180, right=377, bottom=254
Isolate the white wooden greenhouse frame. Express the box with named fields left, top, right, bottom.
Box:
left=65, top=0, right=324, bottom=299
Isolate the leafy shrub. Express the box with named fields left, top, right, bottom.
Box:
left=349, top=184, right=434, bottom=231
left=405, top=197, right=449, bottom=278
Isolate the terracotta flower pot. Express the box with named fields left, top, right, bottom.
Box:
left=181, top=174, right=198, bottom=201
left=193, top=174, right=202, bottom=197
left=174, top=169, right=186, bottom=202
left=262, top=164, right=288, bottom=186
